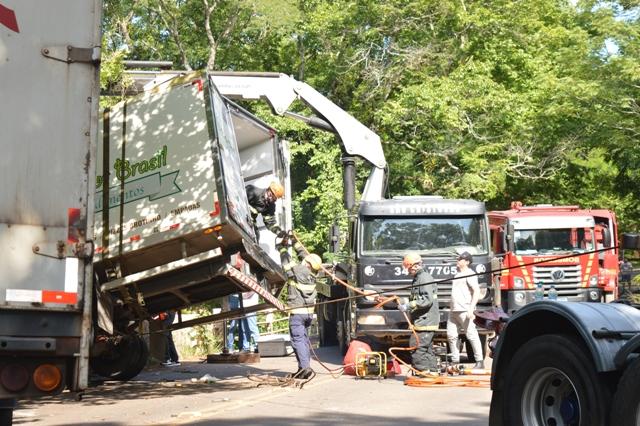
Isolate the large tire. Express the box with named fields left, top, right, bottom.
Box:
left=610, top=355, right=640, bottom=425
left=497, top=334, right=611, bottom=426
left=117, top=335, right=149, bottom=380
left=489, top=389, right=504, bottom=426
left=91, top=334, right=148, bottom=381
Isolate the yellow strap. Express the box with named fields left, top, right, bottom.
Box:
left=413, top=325, right=438, bottom=331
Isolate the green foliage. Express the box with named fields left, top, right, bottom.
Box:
left=101, top=0, right=640, bottom=253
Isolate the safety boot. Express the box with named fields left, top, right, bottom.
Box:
left=294, top=367, right=314, bottom=379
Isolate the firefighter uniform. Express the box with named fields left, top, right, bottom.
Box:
left=279, top=241, right=319, bottom=378
left=246, top=184, right=284, bottom=240
left=407, top=267, right=439, bottom=372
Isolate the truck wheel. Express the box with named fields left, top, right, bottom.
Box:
left=489, top=389, right=504, bottom=426
left=91, top=334, right=148, bottom=381
left=610, top=355, right=640, bottom=425
left=500, top=334, right=611, bottom=426
left=117, top=335, right=149, bottom=380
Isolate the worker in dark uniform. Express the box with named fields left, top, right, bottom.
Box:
left=398, top=252, right=439, bottom=375
left=245, top=181, right=286, bottom=240
left=279, top=239, right=321, bottom=379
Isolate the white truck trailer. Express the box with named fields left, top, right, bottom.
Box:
left=90, top=72, right=291, bottom=379
left=0, top=1, right=102, bottom=423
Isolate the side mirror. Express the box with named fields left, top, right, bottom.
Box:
left=622, top=233, right=640, bottom=250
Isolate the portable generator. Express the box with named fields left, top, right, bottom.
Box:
left=355, top=352, right=388, bottom=378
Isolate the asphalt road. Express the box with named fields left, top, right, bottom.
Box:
left=13, top=346, right=491, bottom=426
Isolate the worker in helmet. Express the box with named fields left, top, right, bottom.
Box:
left=279, top=240, right=321, bottom=379
left=245, top=181, right=286, bottom=241
left=398, top=252, right=439, bottom=374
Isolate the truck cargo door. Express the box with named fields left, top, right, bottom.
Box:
left=208, top=85, right=255, bottom=238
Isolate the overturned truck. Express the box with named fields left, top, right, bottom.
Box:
left=91, top=73, right=291, bottom=379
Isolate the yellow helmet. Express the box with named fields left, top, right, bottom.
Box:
left=402, top=252, right=422, bottom=269
left=268, top=181, right=285, bottom=199
left=304, top=253, right=322, bottom=271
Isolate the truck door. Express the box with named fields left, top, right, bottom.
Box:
left=208, top=84, right=255, bottom=238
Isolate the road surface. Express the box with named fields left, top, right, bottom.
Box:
left=14, top=346, right=491, bottom=425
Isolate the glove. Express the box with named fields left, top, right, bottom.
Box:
left=276, top=229, right=287, bottom=238
left=398, top=303, right=409, bottom=313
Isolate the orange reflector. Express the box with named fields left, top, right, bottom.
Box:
left=213, top=225, right=223, bottom=231
left=33, top=364, right=62, bottom=392
left=130, top=235, right=141, bottom=242
left=203, top=228, right=214, bottom=235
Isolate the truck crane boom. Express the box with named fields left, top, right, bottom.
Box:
left=209, top=72, right=387, bottom=203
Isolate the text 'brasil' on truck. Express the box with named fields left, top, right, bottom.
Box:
left=489, top=202, right=619, bottom=314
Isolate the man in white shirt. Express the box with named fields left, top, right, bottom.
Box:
left=447, top=251, right=484, bottom=369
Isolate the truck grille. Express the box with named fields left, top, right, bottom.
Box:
left=532, top=264, right=582, bottom=296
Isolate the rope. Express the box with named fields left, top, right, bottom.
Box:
left=246, top=371, right=315, bottom=389
left=290, top=234, right=491, bottom=387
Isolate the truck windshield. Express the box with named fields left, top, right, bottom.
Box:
left=514, top=228, right=595, bottom=255
left=361, top=216, right=489, bottom=256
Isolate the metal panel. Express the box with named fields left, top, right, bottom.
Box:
left=95, top=77, right=220, bottom=260
left=0, top=1, right=100, bottom=310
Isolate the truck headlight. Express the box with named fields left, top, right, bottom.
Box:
left=589, top=290, right=600, bottom=301
left=589, top=276, right=598, bottom=286
left=514, top=292, right=526, bottom=305
left=514, top=277, right=525, bottom=289
left=357, top=314, right=386, bottom=325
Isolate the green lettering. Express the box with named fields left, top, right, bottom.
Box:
left=148, top=157, right=158, bottom=170
left=160, top=145, right=167, bottom=167
left=114, top=159, right=131, bottom=181
left=138, top=160, right=149, bottom=174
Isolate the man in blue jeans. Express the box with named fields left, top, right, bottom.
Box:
left=226, top=292, right=260, bottom=353
left=226, top=294, right=249, bottom=352
left=242, top=292, right=260, bottom=353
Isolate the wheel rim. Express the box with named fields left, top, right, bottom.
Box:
left=521, top=367, right=580, bottom=426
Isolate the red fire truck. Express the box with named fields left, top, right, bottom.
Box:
left=489, top=202, right=619, bottom=314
